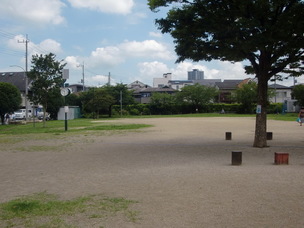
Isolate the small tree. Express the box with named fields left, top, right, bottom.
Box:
left=103, top=84, right=135, bottom=117
left=27, top=53, right=66, bottom=126
left=234, top=82, right=258, bottom=114
left=81, top=87, right=115, bottom=118
left=176, top=84, right=219, bottom=112
left=291, top=84, right=304, bottom=108
left=150, top=92, right=176, bottom=114
left=0, top=82, right=22, bottom=124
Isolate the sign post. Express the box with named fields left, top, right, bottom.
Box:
left=61, top=87, right=71, bottom=131
left=64, top=106, right=69, bottom=131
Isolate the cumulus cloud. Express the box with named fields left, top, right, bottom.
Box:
left=0, top=0, right=65, bottom=26
left=149, top=32, right=162, bottom=38
left=135, top=60, right=247, bottom=86
left=67, top=40, right=173, bottom=70
left=119, top=40, right=173, bottom=60
left=7, top=35, right=63, bottom=59
left=67, top=0, right=134, bottom=14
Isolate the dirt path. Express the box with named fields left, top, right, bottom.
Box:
left=1, top=117, right=304, bottom=227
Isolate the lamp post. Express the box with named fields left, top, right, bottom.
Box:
left=10, top=65, right=29, bottom=122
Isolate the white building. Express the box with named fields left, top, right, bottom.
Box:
left=153, top=73, right=172, bottom=88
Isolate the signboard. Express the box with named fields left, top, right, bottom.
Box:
left=256, top=105, right=262, bottom=114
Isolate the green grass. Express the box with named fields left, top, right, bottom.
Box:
left=0, top=119, right=152, bottom=135
left=0, top=114, right=297, bottom=136
left=0, top=192, right=139, bottom=228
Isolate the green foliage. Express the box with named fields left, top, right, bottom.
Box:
left=149, top=0, right=304, bottom=146
left=27, top=53, right=66, bottom=125
left=0, top=119, right=152, bottom=135
left=291, top=84, right=304, bottom=107
left=149, top=0, right=304, bottom=80
left=0, top=82, right=22, bottom=124
left=149, top=92, right=177, bottom=114
left=104, top=83, right=135, bottom=106
left=176, top=84, right=219, bottom=112
left=79, top=84, right=135, bottom=118
left=233, top=82, right=257, bottom=113
left=81, top=87, right=115, bottom=118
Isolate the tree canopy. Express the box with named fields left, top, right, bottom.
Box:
left=0, top=82, right=22, bottom=124
left=27, top=53, right=66, bottom=126
left=149, top=0, right=304, bottom=147
left=176, top=83, right=218, bottom=112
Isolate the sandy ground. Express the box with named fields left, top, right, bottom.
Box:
left=0, top=117, right=304, bottom=227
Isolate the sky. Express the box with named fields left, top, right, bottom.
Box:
left=0, top=0, right=301, bottom=87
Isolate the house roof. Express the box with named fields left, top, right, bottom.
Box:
left=194, top=79, right=222, bottom=87
left=215, top=79, right=247, bottom=90
left=168, top=80, right=193, bottom=84
left=0, top=72, right=28, bottom=92
left=268, top=83, right=292, bottom=89
left=139, top=87, right=176, bottom=93
left=127, top=80, right=151, bottom=89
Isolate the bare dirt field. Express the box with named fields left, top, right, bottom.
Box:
left=1, top=117, right=304, bottom=227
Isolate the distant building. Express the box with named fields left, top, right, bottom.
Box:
left=137, top=87, right=176, bottom=104
left=127, top=80, right=150, bottom=90
left=168, top=80, right=193, bottom=90
left=194, top=79, right=221, bottom=87
left=188, top=69, right=204, bottom=80
left=215, top=79, right=252, bottom=103
left=268, top=83, right=292, bottom=103
left=153, top=73, right=172, bottom=88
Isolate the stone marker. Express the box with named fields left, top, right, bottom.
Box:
left=226, top=132, right=232, bottom=140
left=232, top=151, right=242, bottom=165
left=274, top=152, right=289, bottom=165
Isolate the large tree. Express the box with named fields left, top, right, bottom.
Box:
left=0, top=82, right=22, bottom=124
left=27, top=53, right=66, bottom=126
left=149, top=0, right=304, bottom=147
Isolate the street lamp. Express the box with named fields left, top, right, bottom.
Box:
left=10, top=65, right=29, bottom=122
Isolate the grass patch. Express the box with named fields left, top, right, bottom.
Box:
left=0, top=192, right=139, bottom=228
left=0, top=119, right=152, bottom=135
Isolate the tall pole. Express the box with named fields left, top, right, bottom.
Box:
left=18, top=34, right=29, bottom=122
left=120, top=90, right=122, bottom=117
left=82, top=62, right=85, bottom=91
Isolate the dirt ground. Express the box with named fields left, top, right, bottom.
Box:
left=1, top=117, right=304, bottom=227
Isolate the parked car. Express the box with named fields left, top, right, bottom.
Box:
left=14, top=109, right=32, bottom=120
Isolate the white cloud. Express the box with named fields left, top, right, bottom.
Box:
left=90, top=46, right=124, bottom=67
left=0, top=0, right=65, bottom=26
left=67, top=0, right=134, bottom=14
left=136, top=61, right=170, bottom=85
left=7, top=35, right=63, bottom=61
left=65, top=56, right=80, bottom=69
left=67, top=40, right=173, bottom=70
left=119, top=40, right=173, bottom=60
left=149, top=32, right=162, bottom=38
left=37, top=39, right=62, bottom=54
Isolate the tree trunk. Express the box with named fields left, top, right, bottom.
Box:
left=43, top=106, right=47, bottom=128
left=253, top=76, right=268, bottom=148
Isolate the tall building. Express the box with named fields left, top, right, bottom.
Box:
left=188, top=69, right=204, bottom=80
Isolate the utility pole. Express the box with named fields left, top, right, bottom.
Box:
left=108, top=72, right=111, bottom=85
left=77, top=62, right=85, bottom=91
left=18, top=34, right=29, bottom=122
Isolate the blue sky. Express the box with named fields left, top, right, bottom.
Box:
left=0, top=0, right=300, bottom=87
